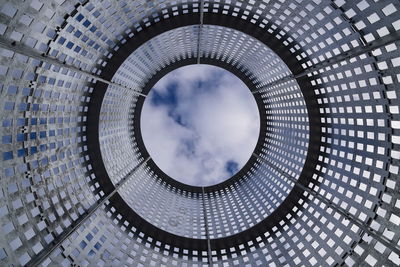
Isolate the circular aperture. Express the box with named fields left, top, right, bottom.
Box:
left=141, top=65, right=260, bottom=186
left=98, top=24, right=310, bottom=241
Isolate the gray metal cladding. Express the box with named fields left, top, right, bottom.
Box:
left=0, top=0, right=399, bottom=266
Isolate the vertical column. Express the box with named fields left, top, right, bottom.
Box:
left=26, top=158, right=150, bottom=267
left=0, top=36, right=145, bottom=96
left=197, top=0, right=205, bottom=64
left=201, top=187, right=213, bottom=264
left=252, top=152, right=400, bottom=257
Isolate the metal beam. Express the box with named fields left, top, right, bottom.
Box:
left=330, top=1, right=368, bottom=47
left=252, top=153, right=400, bottom=257
left=197, top=0, right=205, bottom=64
left=252, top=30, right=400, bottom=94
left=201, top=187, right=213, bottom=265
left=0, top=36, right=146, bottom=97
left=25, top=157, right=150, bottom=267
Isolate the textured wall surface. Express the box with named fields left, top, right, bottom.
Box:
left=0, top=0, right=399, bottom=266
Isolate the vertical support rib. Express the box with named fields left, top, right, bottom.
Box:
left=330, top=1, right=367, bottom=47
left=252, top=31, right=400, bottom=94
left=26, top=157, right=150, bottom=267
left=197, top=0, right=205, bottom=64
left=252, top=153, right=400, bottom=256
left=0, top=36, right=146, bottom=97
left=201, top=187, right=213, bottom=265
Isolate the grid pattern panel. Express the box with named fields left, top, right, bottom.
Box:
left=99, top=84, right=141, bottom=186
left=0, top=25, right=96, bottom=267
left=0, top=0, right=399, bottom=266
left=42, top=203, right=210, bottom=267
left=105, top=24, right=309, bottom=240
left=118, top=166, right=205, bottom=239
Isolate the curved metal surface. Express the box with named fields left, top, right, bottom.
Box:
left=0, top=0, right=399, bottom=266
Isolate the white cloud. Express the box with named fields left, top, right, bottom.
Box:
left=141, top=65, right=260, bottom=186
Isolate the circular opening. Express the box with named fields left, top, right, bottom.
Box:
left=141, top=65, right=260, bottom=186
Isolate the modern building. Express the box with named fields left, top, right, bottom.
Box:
left=0, top=0, right=399, bottom=266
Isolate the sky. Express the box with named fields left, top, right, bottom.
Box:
left=141, top=65, right=260, bottom=186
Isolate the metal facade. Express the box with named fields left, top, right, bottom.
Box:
left=0, top=0, right=399, bottom=266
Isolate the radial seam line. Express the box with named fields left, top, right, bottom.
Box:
left=197, top=0, right=205, bottom=64
left=253, top=152, right=400, bottom=256
left=201, top=187, right=213, bottom=264
left=252, top=31, right=400, bottom=94
left=25, top=157, right=150, bottom=267
left=0, top=36, right=146, bottom=97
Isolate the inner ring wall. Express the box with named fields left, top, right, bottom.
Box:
left=100, top=25, right=308, bottom=239
left=87, top=15, right=319, bottom=250
left=101, top=24, right=311, bottom=240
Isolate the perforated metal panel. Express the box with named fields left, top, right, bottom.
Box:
left=0, top=0, right=399, bottom=266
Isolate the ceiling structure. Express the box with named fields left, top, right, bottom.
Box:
left=0, top=0, right=399, bottom=266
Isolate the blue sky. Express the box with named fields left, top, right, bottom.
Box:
left=141, top=65, right=259, bottom=186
